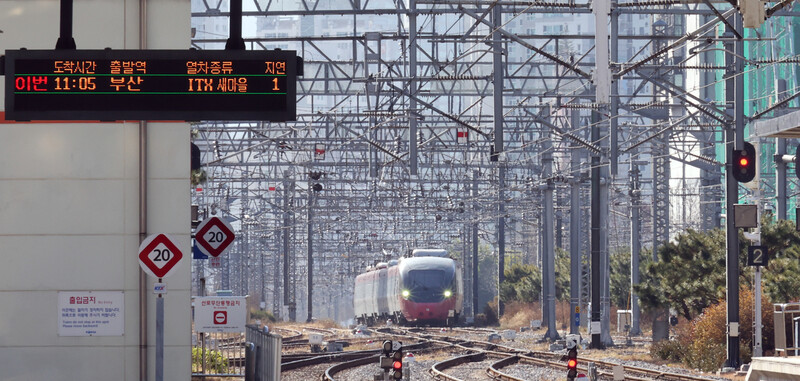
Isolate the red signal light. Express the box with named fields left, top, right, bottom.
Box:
left=392, top=360, right=402, bottom=370
left=566, top=346, right=578, bottom=380
left=732, top=142, right=756, bottom=182
left=567, top=358, right=578, bottom=369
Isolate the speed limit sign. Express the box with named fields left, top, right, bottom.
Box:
left=195, top=217, right=235, bottom=257
left=138, top=234, right=184, bottom=278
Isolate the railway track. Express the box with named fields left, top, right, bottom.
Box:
left=323, top=342, right=471, bottom=381
left=432, top=352, right=498, bottom=380
left=281, top=339, right=435, bottom=381
left=390, top=328, right=725, bottom=381
left=229, top=332, right=393, bottom=370
left=272, top=327, right=303, bottom=341
left=276, top=325, right=724, bottom=381
left=301, top=326, right=338, bottom=337
left=283, top=336, right=391, bottom=350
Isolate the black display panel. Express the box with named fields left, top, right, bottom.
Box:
left=4, top=49, right=297, bottom=121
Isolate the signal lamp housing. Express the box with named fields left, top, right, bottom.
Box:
left=731, top=142, right=756, bottom=183
left=567, top=347, right=578, bottom=380
left=390, top=348, right=403, bottom=379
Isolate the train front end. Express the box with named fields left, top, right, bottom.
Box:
left=398, top=255, right=461, bottom=325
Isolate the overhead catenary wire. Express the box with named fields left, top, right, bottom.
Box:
left=189, top=1, right=800, bottom=310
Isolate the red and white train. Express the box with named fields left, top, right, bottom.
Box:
left=353, top=249, right=463, bottom=326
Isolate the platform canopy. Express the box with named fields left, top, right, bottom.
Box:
left=752, top=109, right=800, bottom=138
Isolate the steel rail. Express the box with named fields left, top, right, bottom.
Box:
left=282, top=335, right=391, bottom=349
left=430, top=351, right=488, bottom=380
left=271, top=327, right=304, bottom=341
left=323, top=341, right=455, bottom=381
left=398, top=327, right=724, bottom=381
left=486, top=355, right=526, bottom=381
left=281, top=350, right=383, bottom=372
left=281, top=336, right=430, bottom=372
left=323, top=354, right=381, bottom=381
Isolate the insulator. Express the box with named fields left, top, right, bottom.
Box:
left=528, top=1, right=582, bottom=8
left=435, top=75, right=489, bottom=81
left=618, top=0, right=683, bottom=7
left=559, top=104, right=598, bottom=110
left=754, top=58, right=800, bottom=64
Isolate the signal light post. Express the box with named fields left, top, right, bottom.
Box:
left=391, top=349, right=403, bottom=380
left=378, top=340, right=404, bottom=381
left=725, top=139, right=756, bottom=369
left=724, top=20, right=744, bottom=365
left=566, top=335, right=579, bottom=381
left=567, top=351, right=578, bottom=381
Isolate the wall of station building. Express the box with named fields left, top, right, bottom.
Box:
left=0, top=1, right=191, bottom=380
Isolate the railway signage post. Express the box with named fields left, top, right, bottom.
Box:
left=195, top=216, right=236, bottom=257
left=747, top=245, right=769, bottom=267
left=138, top=233, right=184, bottom=279
left=138, top=233, right=183, bottom=381
left=194, top=296, right=247, bottom=333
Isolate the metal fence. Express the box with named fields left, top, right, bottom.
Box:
left=192, top=331, right=247, bottom=377
left=775, top=303, right=800, bottom=355
left=245, top=325, right=282, bottom=381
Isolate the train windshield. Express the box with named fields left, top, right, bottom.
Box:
left=406, top=269, right=452, bottom=302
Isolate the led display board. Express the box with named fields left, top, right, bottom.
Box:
left=4, top=49, right=297, bottom=121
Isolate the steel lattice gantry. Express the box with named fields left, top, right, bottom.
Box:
left=188, top=0, right=800, bottom=338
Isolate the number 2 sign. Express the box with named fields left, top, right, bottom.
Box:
left=138, top=234, right=184, bottom=278
left=747, top=246, right=769, bottom=267
left=195, top=217, right=235, bottom=258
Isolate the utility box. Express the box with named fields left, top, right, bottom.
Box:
left=734, top=204, right=758, bottom=228
left=326, top=341, right=344, bottom=352
left=617, top=310, right=632, bottom=333
left=308, top=333, right=324, bottom=345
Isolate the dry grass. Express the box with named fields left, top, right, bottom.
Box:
left=314, top=319, right=342, bottom=329
left=271, top=320, right=343, bottom=330
left=499, top=301, right=657, bottom=334
left=499, top=301, right=539, bottom=330
left=500, top=301, right=588, bottom=331
left=580, top=344, right=745, bottom=381
left=409, top=348, right=472, bottom=362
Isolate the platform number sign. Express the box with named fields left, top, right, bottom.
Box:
left=747, top=246, right=769, bottom=267
left=195, top=217, right=236, bottom=257
left=138, top=234, right=184, bottom=278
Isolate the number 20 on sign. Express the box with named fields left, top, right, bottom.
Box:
left=195, top=216, right=236, bottom=258
left=138, top=234, right=184, bottom=278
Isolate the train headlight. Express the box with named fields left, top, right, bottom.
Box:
left=402, top=290, right=410, bottom=299
left=443, top=290, right=452, bottom=298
